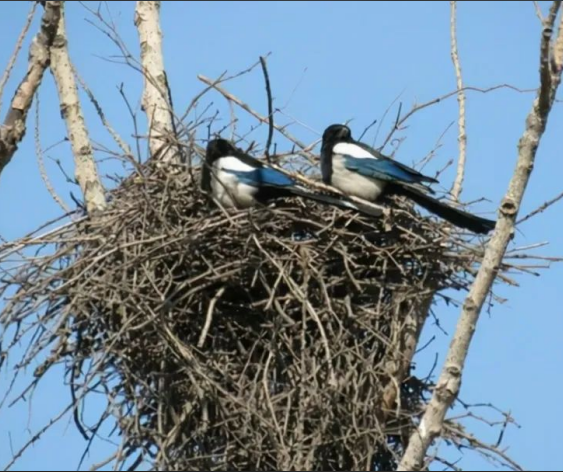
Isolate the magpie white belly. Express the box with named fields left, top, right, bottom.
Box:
left=331, top=161, right=386, bottom=201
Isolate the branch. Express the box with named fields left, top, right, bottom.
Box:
left=198, top=74, right=310, bottom=152
left=34, top=93, right=70, bottom=214
left=0, top=1, right=61, bottom=178
left=398, top=3, right=563, bottom=469
left=450, top=1, right=467, bottom=202
left=49, top=3, right=106, bottom=214
left=134, top=1, right=176, bottom=165
left=533, top=1, right=545, bottom=24
left=0, top=2, right=38, bottom=114
left=260, top=55, right=274, bottom=163
left=379, top=84, right=534, bottom=151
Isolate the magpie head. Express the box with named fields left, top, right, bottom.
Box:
left=206, top=138, right=239, bottom=163
left=322, top=124, right=353, bottom=147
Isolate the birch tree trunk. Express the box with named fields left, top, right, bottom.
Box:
left=50, top=3, right=106, bottom=214
left=398, top=3, right=563, bottom=469
left=135, top=1, right=177, bottom=165
left=0, top=1, right=61, bottom=178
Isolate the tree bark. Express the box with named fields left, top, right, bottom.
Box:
left=0, top=1, right=61, bottom=178
left=398, top=3, right=563, bottom=470
left=49, top=3, right=106, bottom=214
left=135, top=1, right=176, bottom=165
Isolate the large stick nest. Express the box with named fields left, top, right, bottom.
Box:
left=1, top=154, right=490, bottom=470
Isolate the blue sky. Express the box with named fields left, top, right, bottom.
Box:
left=1, top=1, right=562, bottom=470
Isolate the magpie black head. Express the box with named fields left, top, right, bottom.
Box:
left=205, top=138, right=239, bottom=163
left=320, top=124, right=353, bottom=184
left=322, top=124, right=353, bottom=146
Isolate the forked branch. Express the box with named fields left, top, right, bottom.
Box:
left=398, top=3, right=563, bottom=469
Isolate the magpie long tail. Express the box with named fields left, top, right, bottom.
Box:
left=390, top=185, right=496, bottom=235
left=286, top=187, right=384, bottom=218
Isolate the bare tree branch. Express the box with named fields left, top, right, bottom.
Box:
left=0, top=1, right=61, bottom=178
left=517, top=187, right=563, bottom=224
left=398, top=3, right=563, bottom=470
left=450, top=1, right=467, bottom=202
left=49, top=3, right=106, bottom=214
left=0, top=2, right=38, bottom=114
left=259, top=55, right=274, bottom=163
left=134, top=1, right=176, bottom=165
left=34, top=93, right=70, bottom=214
left=379, top=84, right=535, bottom=151
left=198, top=74, right=310, bottom=152
left=534, top=1, right=545, bottom=24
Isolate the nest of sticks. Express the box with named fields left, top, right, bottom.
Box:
left=1, top=148, right=501, bottom=470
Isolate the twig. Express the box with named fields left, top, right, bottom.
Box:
left=260, top=55, right=274, bottom=163
left=198, top=74, right=310, bottom=152
left=534, top=1, right=545, bottom=24
left=197, top=287, right=225, bottom=348
left=379, top=84, right=535, bottom=150
left=74, top=67, right=136, bottom=164
left=398, top=4, right=563, bottom=469
left=358, top=117, right=378, bottom=142
left=34, top=93, right=70, bottom=214
left=0, top=2, right=37, bottom=114
left=517, top=188, right=563, bottom=224
left=450, top=1, right=467, bottom=202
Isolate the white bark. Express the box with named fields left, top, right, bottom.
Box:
left=0, top=1, right=61, bottom=177
left=135, top=1, right=176, bottom=165
left=50, top=3, right=106, bottom=214
left=398, top=4, right=563, bottom=470
left=450, top=0, right=467, bottom=202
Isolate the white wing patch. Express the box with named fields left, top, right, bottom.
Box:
left=216, top=156, right=255, bottom=172
left=331, top=155, right=386, bottom=201
left=210, top=156, right=257, bottom=208
left=333, top=142, right=376, bottom=159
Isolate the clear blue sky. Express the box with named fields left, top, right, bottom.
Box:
left=1, top=1, right=562, bottom=470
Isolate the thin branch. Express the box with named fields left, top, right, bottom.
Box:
left=0, top=1, right=61, bottom=178
left=534, top=1, right=545, bottom=24
left=450, top=1, right=467, bottom=202
left=260, top=55, right=274, bottom=163
left=398, top=3, right=563, bottom=469
left=34, top=93, right=70, bottom=214
left=379, top=84, right=535, bottom=150
left=0, top=2, right=38, bottom=114
left=198, top=74, right=309, bottom=152
left=74, top=67, right=135, bottom=164
left=49, top=3, right=107, bottom=214
left=517, top=188, right=563, bottom=224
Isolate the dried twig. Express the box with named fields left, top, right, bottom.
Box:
left=34, top=94, right=70, bottom=214
left=379, top=84, right=535, bottom=151
left=260, top=55, right=274, bottom=162
left=398, top=4, right=563, bottom=469
left=449, top=1, right=467, bottom=202
left=534, top=1, right=545, bottom=24
left=517, top=188, right=563, bottom=224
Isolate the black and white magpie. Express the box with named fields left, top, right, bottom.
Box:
left=201, top=138, right=382, bottom=216
left=320, top=124, right=496, bottom=234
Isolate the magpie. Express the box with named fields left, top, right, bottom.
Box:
left=320, top=124, right=496, bottom=234
left=201, top=138, right=382, bottom=216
